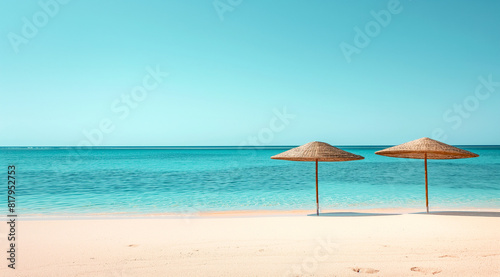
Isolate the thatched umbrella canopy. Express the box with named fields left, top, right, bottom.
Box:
left=375, top=137, right=479, bottom=213
left=271, top=141, right=364, bottom=215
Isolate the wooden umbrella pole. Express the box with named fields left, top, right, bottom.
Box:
left=425, top=153, right=429, bottom=213
left=316, top=159, right=319, bottom=216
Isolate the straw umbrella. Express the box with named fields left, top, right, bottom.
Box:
left=375, top=137, right=478, bottom=213
left=271, top=141, right=364, bottom=216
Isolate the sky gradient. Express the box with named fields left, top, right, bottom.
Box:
left=1, top=0, right=499, bottom=146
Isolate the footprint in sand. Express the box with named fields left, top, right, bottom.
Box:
left=352, top=267, right=380, bottom=274
left=438, top=255, right=457, bottom=258
left=411, top=267, right=441, bottom=275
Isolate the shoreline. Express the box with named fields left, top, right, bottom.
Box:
left=7, top=207, right=500, bottom=220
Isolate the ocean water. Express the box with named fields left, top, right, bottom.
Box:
left=1, top=146, right=499, bottom=216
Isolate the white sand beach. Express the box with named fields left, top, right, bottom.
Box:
left=1, top=209, right=499, bottom=276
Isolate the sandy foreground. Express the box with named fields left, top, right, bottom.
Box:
left=1, top=209, right=499, bottom=277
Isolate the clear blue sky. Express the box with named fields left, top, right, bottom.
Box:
left=1, top=0, right=499, bottom=146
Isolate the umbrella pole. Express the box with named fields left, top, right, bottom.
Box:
left=316, top=159, right=319, bottom=216
left=425, top=153, right=429, bottom=213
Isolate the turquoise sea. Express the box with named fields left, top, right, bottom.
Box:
left=1, top=146, right=499, bottom=216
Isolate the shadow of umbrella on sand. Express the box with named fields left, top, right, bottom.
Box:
left=375, top=137, right=479, bottom=213
left=271, top=141, right=364, bottom=216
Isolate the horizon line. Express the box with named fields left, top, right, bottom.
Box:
left=1, top=145, right=499, bottom=149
